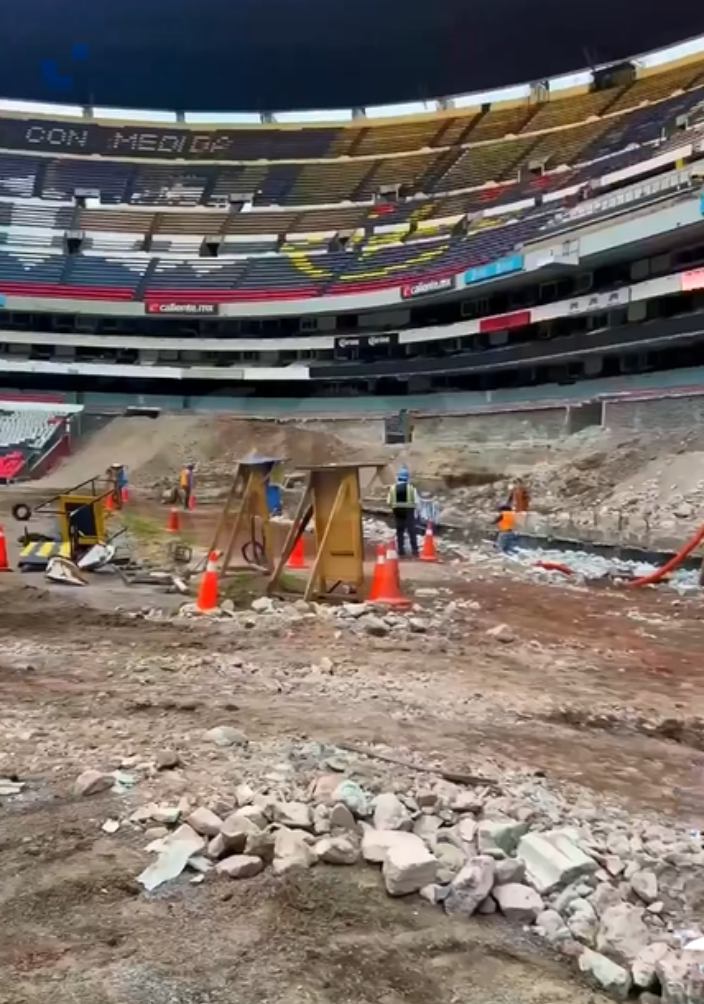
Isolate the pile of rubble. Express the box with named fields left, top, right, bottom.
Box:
left=150, top=594, right=473, bottom=639
left=73, top=755, right=704, bottom=1003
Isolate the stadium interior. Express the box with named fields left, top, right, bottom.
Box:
left=1, top=48, right=704, bottom=399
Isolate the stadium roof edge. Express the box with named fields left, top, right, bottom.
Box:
left=0, top=33, right=702, bottom=130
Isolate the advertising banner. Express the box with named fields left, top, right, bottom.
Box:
left=400, top=276, right=456, bottom=300
left=146, top=302, right=219, bottom=316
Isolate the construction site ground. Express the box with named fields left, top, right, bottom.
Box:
left=1, top=414, right=703, bottom=1003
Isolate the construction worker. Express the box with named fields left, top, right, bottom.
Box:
left=495, top=504, right=517, bottom=553
left=387, top=465, right=419, bottom=558
left=179, top=463, right=195, bottom=511
left=105, top=463, right=123, bottom=510
left=507, top=477, right=530, bottom=512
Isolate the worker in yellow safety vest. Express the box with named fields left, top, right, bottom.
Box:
left=387, top=466, right=419, bottom=558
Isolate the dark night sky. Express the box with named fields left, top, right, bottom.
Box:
left=0, top=0, right=702, bottom=112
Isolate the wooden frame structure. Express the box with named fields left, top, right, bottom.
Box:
left=268, top=462, right=372, bottom=602
left=209, top=452, right=283, bottom=575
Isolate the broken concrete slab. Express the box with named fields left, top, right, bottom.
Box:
left=361, top=828, right=420, bottom=864
left=272, top=801, right=313, bottom=829
left=382, top=833, right=438, bottom=896
left=493, top=882, right=544, bottom=922
left=137, top=824, right=205, bottom=892
left=517, top=829, right=597, bottom=894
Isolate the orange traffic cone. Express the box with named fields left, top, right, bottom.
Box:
left=371, top=542, right=411, bottom=608
left=196, top=550, right=220, bottom=612
left=0, top=525, right=10, bottom=571
left=420, top=522, right=439, bottom=563
left=367, top=543, right=386, bottom=601
left=166, top=507, right=181, bottom=534
left=286, top=534, right=307, bottom=570
left=104, top=491, right=114, bottom=512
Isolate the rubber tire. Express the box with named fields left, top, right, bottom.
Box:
left=12, top=503, right=31, bottom=522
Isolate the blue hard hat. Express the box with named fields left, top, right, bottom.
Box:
left=397, top=466, right=409, bottom=483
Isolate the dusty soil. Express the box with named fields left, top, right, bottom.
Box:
left=1, top=559, right=703, bottom=1002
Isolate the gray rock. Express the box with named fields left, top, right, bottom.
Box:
left=216, top=854, right=264, bottom=879
left=434, top=842, right=465, bottom=883
left=244, top=828, right=276, bottom=863
left=383, top=833, right=438, bottom=896
left=494, top=858, right=526, bottom=885
left=272, top=801, right=313, bottom=829
left=596, top=903, right=650, bottom=964
left=605, top=855, right=625, bottom=877
left=632, top=942, right=672, bottom=989
left=477, top=896, right=498, bottom=915
left=155, top=750, right=180, bottom=770
left=329, top=802, right=356, bottom=832
left=578, top=948, right=632, bottom=999
left=362, top=828, right=419, bottom=864
left=567, top=902, right=598, bottom=946
left=373, top=793, right=411, bottom=831
left=451, top=790, right=485, bottom=813
left=362, top=615, right=389, bottom=637
left=518, top=829, right=597, bottom=894
left=233, top=804, right=267, bottom=829
left=186, top=807, right=224, bottom=837
left=251, top=596, right=274, bottom=613
left=315, top=834, right=359, bottom=865
left=413, top=814, right=441, bottom=845
left=220, top=813, right=261, bottom=852
left=234, top=782, right=255, bottom=806
left=444, top=856, right=495, bottom=917
left=313, top=804, right=331, bottom=835
left=535, top=909, right=569, bottom=943
left=273, top=827, right=316, bottom=874
left=630, top=869, right=658, bottom=904
left=589, top=881, right=624, bottom=917
left=456, top=817, right=478, bottom=844
left=493, top=883, right=544, bottom=922
left=73, top=769, right=113, bottom=797
left=205, top=726, right=248, bottom=748
left=606, top=831, right=631, bottom=858
left=486, top=623, right=515, bottom=643
left=419, top=883, right=444, bottom=904
left=656, top=948, right=704, bottom=1004
left=477, top=819, right=527, bottom=856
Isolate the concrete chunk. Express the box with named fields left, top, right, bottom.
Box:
left=382, top=833, right=437, bottom=896
left=444, top=855, right=495, bottom=917
left=373, top=793, right=411, bottom=831
left=579, top=948, right=632, bottom=999
left=186, top=807, right=224, bottom=837
left=216, top=854, right=264, bottom=879
left=517, top=829, right=596, bottom=893
left=362, top=828, right=420, bottom=864
left=493, top=882, right=544, bottom=922
left=477, top=819, right=528, bottom=856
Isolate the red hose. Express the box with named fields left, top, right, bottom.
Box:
left=628, top=523, right=704, bottom=589
left=534, top=560, right=574, bottom=576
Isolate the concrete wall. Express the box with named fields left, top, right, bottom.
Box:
left=411, top=407, right=569, bottom=445
left=602, top=393, right=704, bottom=433
left=567, top=401, right=603, bottom=435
